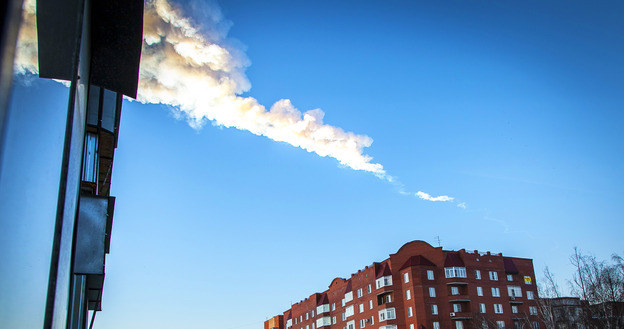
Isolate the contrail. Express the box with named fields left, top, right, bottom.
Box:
left=14, top=0, right=455, bottom=203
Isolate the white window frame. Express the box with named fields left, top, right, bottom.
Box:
left=477, top=286, right=483, bottom=296
left=527, top=291, right=535, bottom=300
left=358, top=304, right=364, bottom=313
left=316, top=317, right=331, bottom=328
left=367, top=284, right=371, bottom=294
left=345, top=305, right=354, bottom=318
left=451, top=286, right=459, bottom=295
left=427, top=270, right=434, bottom=280
left=344, top=291, right=353, bottom=303
left=431, top=304, right=438, bottom=315
left=492, top=287, right=500, bottom=297
left=429, top=287, right=436, bottom=297
left=369, top=300, right=373, bottom=309
left=376, top=276, right=393, bottom=289
left=494, top=304, right=503, bottom=314
left=445, top=267, right=467, bottom=278
left=317, top=304, right=330, bottom=315
left=489, top=271, right=498, bottom=281
left=475, top=270, right=481, bottom=280
left=507, top=274, right=513, bottom=281
left=529, top=306, right=538, bottom=315
left=433, top=322, right=440, bottom=329
left=511, top=305, right=518, bottom=314
left=407, top=307, right=413, bottom=317
left=369, top=316, right=374, bottom=325
left=453, top=303, right=461, bottom=312
left=496, top=321, right=505, bottom=329
left=507, top=286, right=522, bottom=298
left=406, top=289, right=411, bottom=300
left=404, top=272, right=409, bottom=283
left=359, top=319, right=366, bottom=328
left=479, top=303, right=486, bottom=313
left=378, top=308, right=396, bottom=321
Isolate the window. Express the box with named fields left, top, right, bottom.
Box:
left=433, top=322, right=440, bottom=329
left=367, top=284, right=371, bottom=294
left=532, top=322, right=539, bottom=329
left=376, top=276, right=392, bottom=289
left=344, top=291, right=353, bottom=303
left=369, top=316, right=374, bottom=325
left=429, top=287, right=436, bottom=297
left=404, top=272, right=409, bottom=283
left=287, top=319, right=293, bottom=329
left=317, top=304, right=329, bottom=314
left=477, top=287, right=483, bottom=296
left=306, top=326, right=309, bottom=329
left=456, top=321, right=464, bottom=329
left=529, top=306, right=537, bottom=315
left=359, top=319, right=366, bottom=328
left=527, top=291, right=534, bottom=300
left=342, top=313, right=346, bottom=321
left=489, top=271, right=498, bottom=281
left=475, top=270, right=481, bottom=280
left=507, top=286, right=522, bottom=298
left=406, top=289, right=411, bottom=300
left=511, top=305, right=518, bottom=314
left=369, top=300, right=373, bottom=309
left=431, top=304, right=438, bottom=315
left=410, top=325, right=414, bottom=329
left=357, top=288, right=363, bottom=298
left=345, top=305, right=354, bottom=317
left=494, top=304, right=503, bottom=314
left=445, top=267, right=467, bottom=278
left=378, top=308, right=396, bottom=321
left=306, top=313, right=309, bottom=320
left=347, top=320, right=355, bottom=329
left=492, top=287, right=500, bottom=297
left=359, top=304, right=364, bottom=313
left=332, top=303, right=336, bottom=311
left=427, top=270, right=434, bottom=280
left=385, top=294, right=391, bottom=303
left=82, top=133, right=99, bottom=183
left=496, top=321, right=505, bottom=329
left=507, top=274, right=513, bottom=281
left=312, top=311, right=315, bottom=317
left=451, top=286, right=459, bottom=295
left=316, top=317, right=331, bottom=328
left=479, top=303, right=486, bottom=313
left=453, top=304, right=462, bottom=312
left=300, top=316, right=303, bottom=322
left=407, top=307, right=413, bottom=317
left=332, top=317, right=336, bottom=325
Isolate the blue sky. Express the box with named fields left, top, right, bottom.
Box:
left=6, top=0, right=624, bottom=328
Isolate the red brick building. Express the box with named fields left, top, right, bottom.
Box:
left=265, top=241, right=541, bottom=329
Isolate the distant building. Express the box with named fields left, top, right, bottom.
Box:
left=265, top=240, right=541, bottom=329
left=541, top=297, right=588, bottom=329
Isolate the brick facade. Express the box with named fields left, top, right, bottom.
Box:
left=265, top=240, right=541, bottom=329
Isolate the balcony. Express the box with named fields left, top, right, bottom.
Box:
left=450, top=312, right=472, bottom=320
left=449, top=295, right=471, bottom=302
left=509, top=296, right=524, bottom=304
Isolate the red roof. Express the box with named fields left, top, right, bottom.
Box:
left=316, top=293, right=329, bottom=306
left=503, top=257, right=519, bottom=274
left=375, top=262, right=392, bottom=279
left=399, top=255, right=436, bottom=270
left=443, top=252, right=465, bottom=267
left=344, top=280, right=352, bottom=293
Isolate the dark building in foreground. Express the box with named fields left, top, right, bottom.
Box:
left=266, top=241, right=541, bottom=329
left=0, top=0, right=143, bottom=328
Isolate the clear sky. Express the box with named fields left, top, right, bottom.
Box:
left=6, top=0, right=624, bottom=328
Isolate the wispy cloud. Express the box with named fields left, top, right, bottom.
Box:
left=415, top=191, right=454, bottom=202
left=14, top=0, right=456, bottom=203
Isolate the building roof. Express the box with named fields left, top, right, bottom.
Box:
left=344, top=280, right=352, bottom=293
left=375, top=262, right=392, bottom=279
left=503, top=257, right=519, bottom=274
left=316, top=293, right=329, bottom=306
left=443, top=252, right=465, bottom=267
left=399, top=255, right=436, bottom=270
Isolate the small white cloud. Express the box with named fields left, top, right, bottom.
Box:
left=457, top=202, right=467, bottom=209
left=416, top=191, right=454, bottom=202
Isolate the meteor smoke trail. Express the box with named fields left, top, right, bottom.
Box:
left=14, top=0, right=455, bottom=203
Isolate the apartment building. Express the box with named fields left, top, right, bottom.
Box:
left=265, top=240, right=541, bottom=329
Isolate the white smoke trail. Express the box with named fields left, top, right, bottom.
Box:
left=13, top=0, right=455, bottom=203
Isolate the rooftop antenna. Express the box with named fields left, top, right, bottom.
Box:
left=435, top=236, right=442, bottom=247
